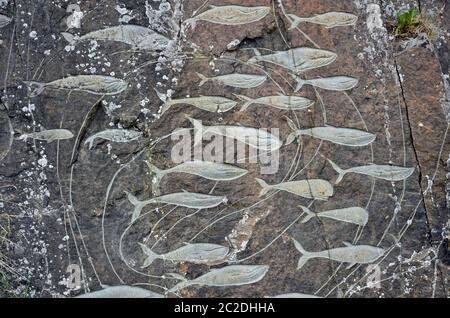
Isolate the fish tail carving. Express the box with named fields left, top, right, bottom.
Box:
left=138, top=243, right=160, bottom=268
left=167, top=280, right=192, bottom=295
left=284, top=116, right=299, bottom=145
left=14, top=128, right=28, bottom=141
left=16, top=134, right=29, bottom=142
left=299, top=205, right=315, bottom=224
left=145, top=161, right=165, bottom=181
left=327, top=159, right=347, bottom=184
left=285, top=132, right=298, bottom=146
left=293, top=76, right=305, bottom=93
left=84, top=136, right=95, bottom=150
left=24, top=81, right=45, bottom=97
left=160, top=102, right=171, bottom=116
left=287, top=14, right=303, bottom=30
left=61, top=32, right=75, bottom=44
left=125, top=191, right=145, bottom=223
left=166, top=272, right=191, bottom=295
left=182, top=17, right=197, bottom=29
left=196, top=73, right=209, bottom=87
left=187, top=117, right=203, bottom=146
left=247, top=48, right=261, bottom=64
left=255, top=178, right=271, bottom=197
left=154, top=88, right=171, bottom=115
left=145, top=161, right=164, bottom=192
left=233, top=94, right=253, bottom=111
left=0, top=16, right=12, bottom=28
left=292, top=238, right=312, bottom=270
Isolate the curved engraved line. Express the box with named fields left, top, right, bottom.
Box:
left=278, top=0, right=320, bottom=48
left=56, top=119, right=92, bottom=293
left=100, top=131, right=186, bottom=283
left=342, top=123, right=449, bottom=297
left=376, top=78, right=409, bottom=246
left=336, top=63, right=413, bottom=297
left=118, top=204, right=180, bottom=280
left=101, top=150, right=146, bottom=284
left=0, top=114, right=13, bottom=163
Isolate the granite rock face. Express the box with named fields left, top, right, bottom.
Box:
left=0, top=0, right=448, bottom=298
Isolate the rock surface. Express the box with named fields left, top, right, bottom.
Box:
left=0, top=0, right=448, bottom=298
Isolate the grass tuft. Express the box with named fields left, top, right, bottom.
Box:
left=394, top=7, right=435, bottom=39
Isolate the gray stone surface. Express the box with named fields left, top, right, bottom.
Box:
left=0, top=0, right=448, bottom=298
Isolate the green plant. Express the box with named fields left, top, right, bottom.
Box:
left=394, top=7, right=433, bottom=38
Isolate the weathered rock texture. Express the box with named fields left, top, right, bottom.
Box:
left=0, top=0, right=448, bottom=298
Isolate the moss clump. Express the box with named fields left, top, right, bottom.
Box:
left=394, top=7, right=435, bottom=39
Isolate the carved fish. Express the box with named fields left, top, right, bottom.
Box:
left=184, top=5, right=270, bottom=28
left=156, top=91, right=237, bottom=115
left=168, top=265, right=269, bottom=293
left=285, top=118, right=376, bottom=147
left=146, top=161, right=248, bottom=186
left=76, top=285, right=164, bottom=298
left=327, top=159, right=415, bottom=184
left=24, top=75, right=128, bottom=97
left=247, top=47, right=337, bottom=73
left=196, top=72, right=267, bottom=88
left=84, top=129, right=142, bottom=149
left=234, top=94, right=314, bottom=112
left=299, top=205, right=368, bottom=226
left=0, top=14, right=12, bottom=28
left=255, top=178, right=334, bottom=201
left=62, top=25, right=170, bottom=51
left=188, top=117, right=282, bottom=152
left=139, top=243, right=229, bottom=267
left=288, top=12, right=358, bottom=29
left=126, top=191, right=227, bottom=222
left=17, top=129, right=74, bottom=143
left=294, top=76, right=359, bottom=93
left=267, top=293, right=321, bottom=298
left=292, top=238, right=384, bottom=270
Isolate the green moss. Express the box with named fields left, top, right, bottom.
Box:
left=394, top=7, right=435, bottom=39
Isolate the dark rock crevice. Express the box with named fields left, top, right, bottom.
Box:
left=393, top=59, right=433, bottom=246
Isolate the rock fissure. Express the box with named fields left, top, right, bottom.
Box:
left=393, top=58, right=433, bottom=246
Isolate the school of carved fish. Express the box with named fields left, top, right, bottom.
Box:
left=4, top=0, right=406, bottom=298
